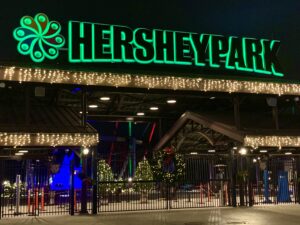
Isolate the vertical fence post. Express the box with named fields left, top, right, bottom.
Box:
left=70, top=156, right=75, bottom=215
left=92, top=146, right=98, bottom=215
left=247, top=157, right=253, bottom=207
left=230, top=149, right=237, bottom=207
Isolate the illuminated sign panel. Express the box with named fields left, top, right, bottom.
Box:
left=13, top=13, right=284, bottom=77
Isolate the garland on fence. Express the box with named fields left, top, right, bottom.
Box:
left=151, top=146, right=185, bottom=183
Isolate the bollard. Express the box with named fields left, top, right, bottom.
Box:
left=208, top=183, right=211, bottom=202
left=41, top=187, right=45, bottom=211
left=74, top=189, right=77, bottom=211
left=27, top=189, right=31, bottom=213
left=199, top=184, right=203, bottom=204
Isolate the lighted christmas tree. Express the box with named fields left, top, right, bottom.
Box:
left=134, top=158, right=153, bottom=192
left=97, top=160, right=114, bottom=194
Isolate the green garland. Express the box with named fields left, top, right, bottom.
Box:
left=151, top=147, right=185, bottom=184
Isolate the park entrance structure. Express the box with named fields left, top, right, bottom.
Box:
left=0, top=104, right=98, bottom=218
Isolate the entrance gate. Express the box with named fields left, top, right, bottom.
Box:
left=97, top=155, right=231, bottom=212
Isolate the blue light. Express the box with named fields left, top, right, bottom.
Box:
left=50, top=152, right=82, bottom=191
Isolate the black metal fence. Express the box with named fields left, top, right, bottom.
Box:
left=1, top=155, right=300, bottom=218
left=97, top=179, right=231, bottom=212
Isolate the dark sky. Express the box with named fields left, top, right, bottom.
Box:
left=1, top=0, right=300, bottom=80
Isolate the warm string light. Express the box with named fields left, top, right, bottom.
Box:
left=0, top=132, right=99, bottom=148
left=2, top=66, right=300, bottom=95
left=244, top=135, right=300, bottom=148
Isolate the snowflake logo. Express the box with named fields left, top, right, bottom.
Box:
left=13, top=13, right=65, bottom=63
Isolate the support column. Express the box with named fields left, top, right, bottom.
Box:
left=233, top=96, right=241, bottom=130
left=81, top=88, right=87, bottom=127
left=247, top=157, right=253, bottom=206
left=80, top=149, right=88, bottom=214
left=272, top=106, right=279, bottom=130
left=70, top=156, right=75, bottom=215
left=92, top=146, right=98, bottom=214
left=230, top=149, right=237, bottom=207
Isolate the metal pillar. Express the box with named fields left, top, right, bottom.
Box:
left=247, top=157, right=253, bottom=206
left=80, top=150, right=88, bottom=214
left=70, top=156, right=75, bottom=215
left=92, top=146, right=98, bottom=214
left=81, top=89, right=87, bottom=127
left=233, top=96, right=241, bottom=130
left=230, top=149, right=237, bottom=207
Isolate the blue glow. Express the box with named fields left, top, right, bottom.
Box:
left=50, top=153, right=82, bottom=191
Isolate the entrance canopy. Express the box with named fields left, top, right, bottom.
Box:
left=154, top=111, right=300, bottom=153
left=0, top=105, right=98, bottom=148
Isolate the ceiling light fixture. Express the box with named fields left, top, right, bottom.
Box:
left=88, top=104, right=98, bottom=108
left=208, top=149, right=216, bottom=153
left=239, top=147, right=247, bottom=155
left=190, top=152, right=198, bottom=155
left=136, top=112, right=145, bottom=116
left=167, top=99, right=176, bottom=104
left=260, top=150, right=268, bottom=153
left=100, top=96, right=110, bottom=101
left=18, top=150, right=28, bottom=153
left=150, top=106, right=159, bottom=111
left=15, top=153, right=24, bottom=156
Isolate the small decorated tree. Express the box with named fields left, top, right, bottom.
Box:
left=97, top=160, right=114, bottom=203
left=134, top=158, right=153, bottom=203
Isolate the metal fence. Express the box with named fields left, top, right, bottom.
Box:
left=1, top=155, right=300, bottom=218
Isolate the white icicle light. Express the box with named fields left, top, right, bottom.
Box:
left=0, top=132, right=99, bottom=148
left=2, top=66, right=300, bottom=95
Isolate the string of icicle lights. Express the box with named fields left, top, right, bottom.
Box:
left=244, top=135, right=300, bottom=148
left=2, top=66, right=300, bottom=95
left=0, top=132, right=99, bottom=148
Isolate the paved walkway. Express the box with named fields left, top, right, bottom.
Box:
left=1, top=205, right=300, bottom=225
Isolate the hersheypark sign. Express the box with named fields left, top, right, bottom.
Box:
left=13, top=13, right=283, bottom=77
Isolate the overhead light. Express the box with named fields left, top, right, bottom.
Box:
left=167, top=99, right=176, bottom=104
left=190, top=152, right=198, bottom=155
left=150, top=106, right=159, bottom=111
left=210, top=97, right=216, bottom=100
left=238, top=147, right=247, bottom=155
left=260, top=150, right=268, bottom=153
left=137, top=112, right=145, bottom=116
left=126, top=117, right=134, bottom=121
left=88, top=104, right=98, bottom=108
left=233, top=146, right=237, bottom=150
left=18, top=150, right=28, bottom=153
left=208, top=149, right=216, bottom=153
left=128, top=177, right=133, bottom=182
left=285, top=152, right=292, bottom=155
left=100, top=96, right=110, bottom=101
left=82, top=148, right=90, bottom=155
left=294, top=97, right=299, bottom=102
left=15, top=153, right=24, bottom=156
left=253, top=158, right=257, bottom=163
left=79, top=111, right=88, bottom=114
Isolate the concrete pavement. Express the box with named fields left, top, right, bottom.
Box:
left=1, top=205, right=300, bottom=225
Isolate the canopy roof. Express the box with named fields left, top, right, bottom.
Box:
left=0, top=105, right=98, bottom=147
left=154, top=111, right=300, bottom=151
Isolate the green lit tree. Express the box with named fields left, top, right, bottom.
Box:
left=134, top=158, right=153, bottom=203
left=97, top=160, right=114, bottom=203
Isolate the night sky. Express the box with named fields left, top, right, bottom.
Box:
left=1, top=0, right=299, bottom=80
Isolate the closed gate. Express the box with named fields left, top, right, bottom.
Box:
left=98, top=155, right=231, bottom=212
